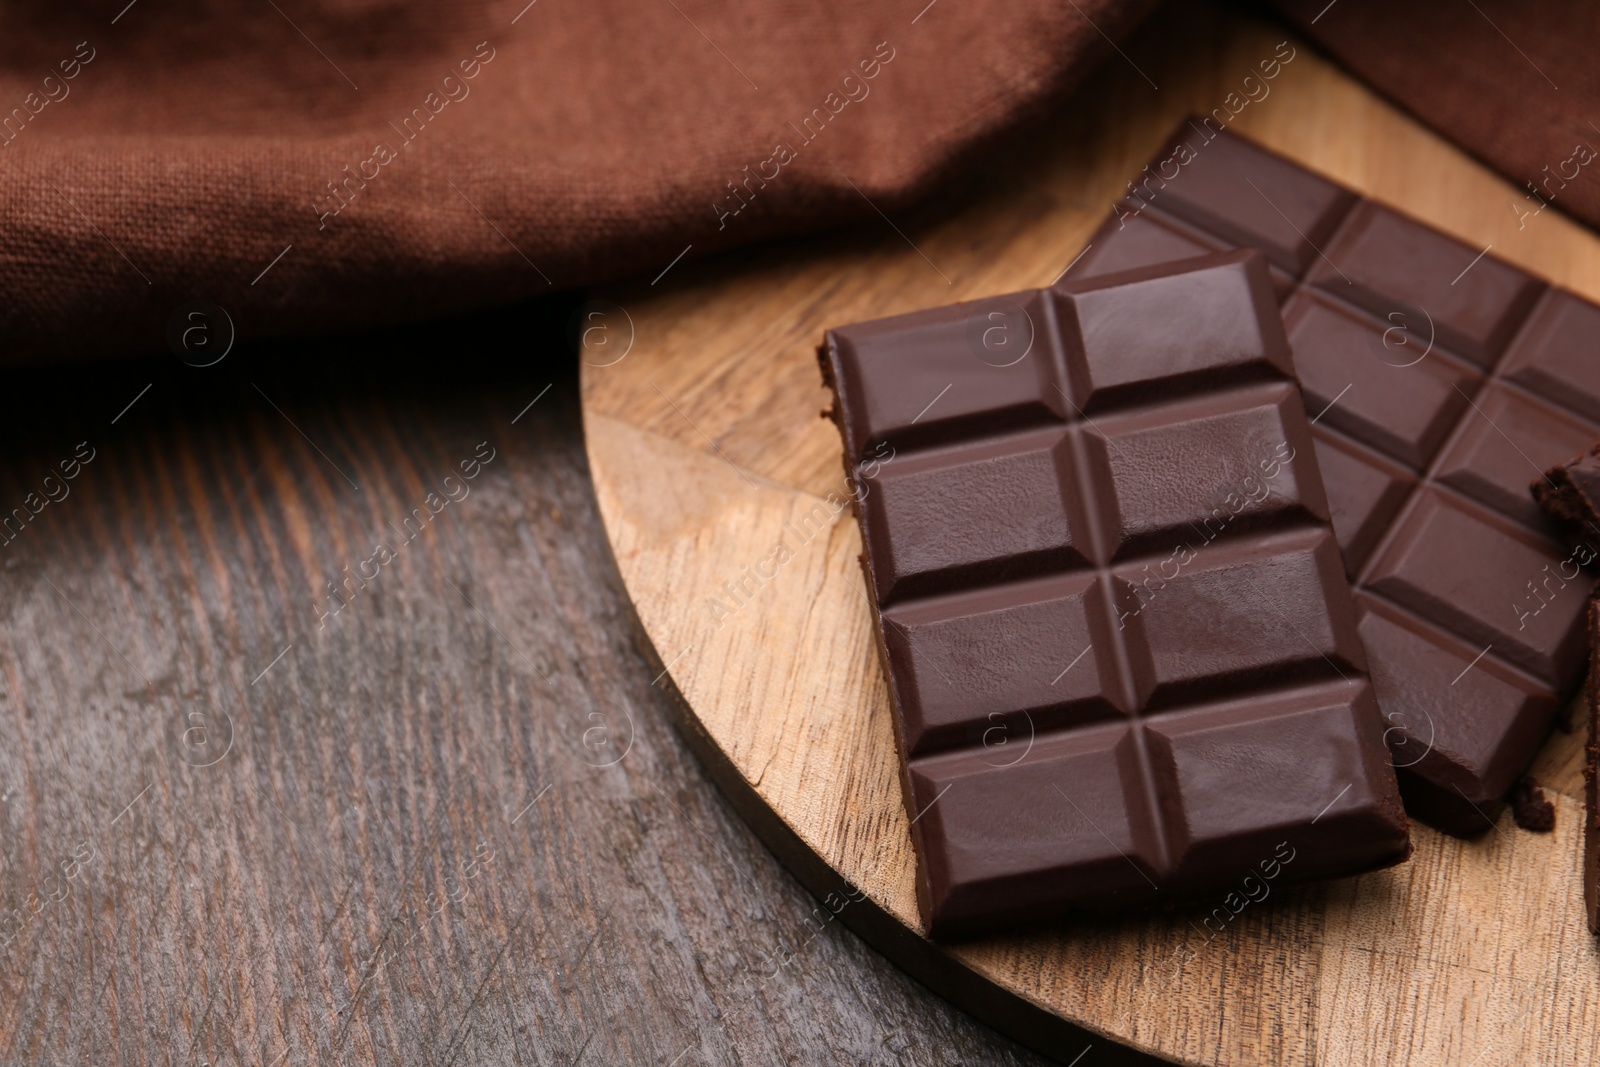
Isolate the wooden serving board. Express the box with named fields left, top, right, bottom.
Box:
left=579, top=6, right=1600, bottom=1063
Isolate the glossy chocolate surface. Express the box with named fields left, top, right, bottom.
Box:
left=1072, top=122, right=1600, bottom=836
left=820, top=252, right=1409, bottom=938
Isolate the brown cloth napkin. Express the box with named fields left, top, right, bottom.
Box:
left=0, top=0, right=1153, bottom=363
left=1273, top=0, right=1600, bottom=232
left=6, top=1, right=1597, bottom=365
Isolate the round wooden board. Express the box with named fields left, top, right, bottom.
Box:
left=580, top=6, right=1600, bottom=1063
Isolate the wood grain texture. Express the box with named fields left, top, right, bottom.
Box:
left=0, top=304, right=1064, bottom=1066
left=579, top=3, right=1600, bottom=1064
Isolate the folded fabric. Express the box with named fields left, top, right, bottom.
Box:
left=0, top=0, right=1152, bottom=363
left=1273, top=0, right=1600, bottom=236
left=6, top=0, right=1595, bottom=366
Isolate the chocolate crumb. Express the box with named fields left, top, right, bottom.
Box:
left=1510, top=775, right=1556, bottom=833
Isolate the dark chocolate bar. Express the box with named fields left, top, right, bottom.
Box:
left=1070, top=122, right=1600, bottom=835
left=820, top=251, right=1409, bottom=938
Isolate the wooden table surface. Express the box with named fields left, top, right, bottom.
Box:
left=579, top=3, right=1600, bottom=1064
left=0, top=303, right=1078, bottom=1065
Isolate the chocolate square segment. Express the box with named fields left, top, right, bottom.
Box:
left=1150, top=121, right=1355, bottom=275
left=1282, top=292, right=1476, bottom=470
left=909, top=726, right=1158, bottom=927
left=1307, top=202, right=1543, bottom=366
left=821, top=251, right=1409, bottom=939
left=1092, top=382, right=1328, bottom=559
left=882, top=574, right=1123, bottom=756
left=826, top=289, right=1069, bottom=460
left=1434, top=388, right=1597, bottom=528
left=1502, top=290, right=1600, bottom=423
left=1116, top=530, right=1365, bottom=709
left=1070, top=252, right=1294, bottom=407
left=1078, top=210, right=1225, bottom=283
left=1309, top=435, right=1413, bottom=572
left=1073, top=120, right=1598, bottom=835
left=1363, top=492, right=1586, bottom=685
left=1145, top=683, right=1398, bottom=879
left=859, top=428, right=1087, bottom=604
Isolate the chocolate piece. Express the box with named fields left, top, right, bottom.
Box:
left=1070, top=121, right=1600, bottom=836
left=819, top=252, right=1409, bottom=939
left=1508, top=775, right=1555, bottom=833
left=1533, top=442, right=1600, bottom=566
left=1537, top=444, right=1600, bottom=919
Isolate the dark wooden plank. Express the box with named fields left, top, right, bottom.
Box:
left=0, top=301, right=1065, bottom=1066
